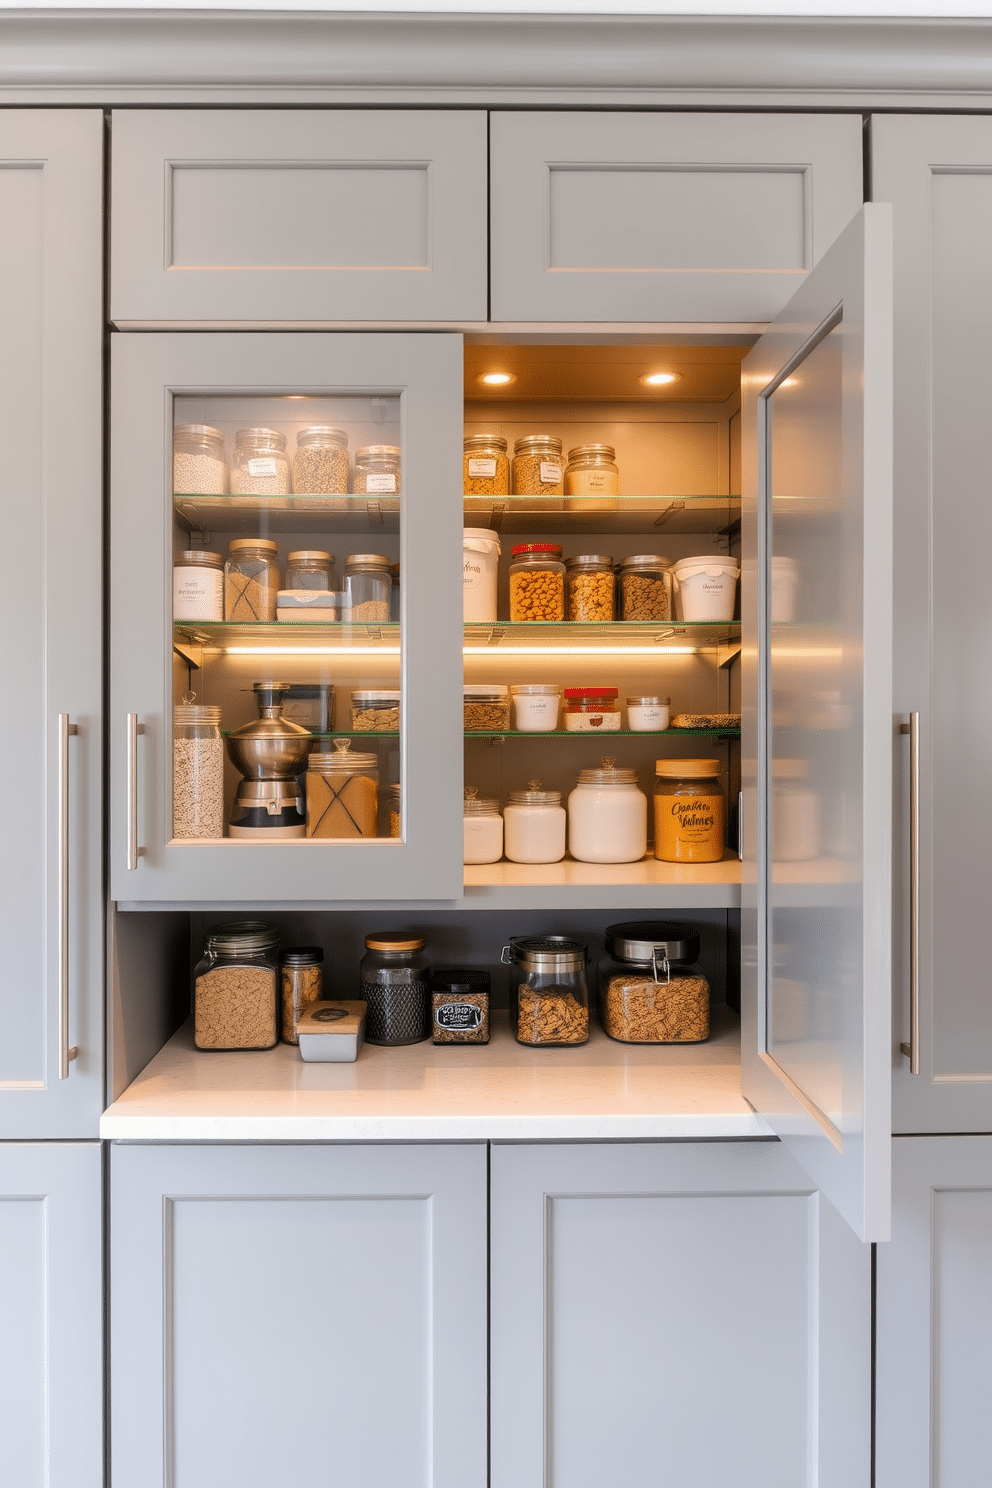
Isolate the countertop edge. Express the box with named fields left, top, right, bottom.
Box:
left=100, top=1112, right=772, bottom=1141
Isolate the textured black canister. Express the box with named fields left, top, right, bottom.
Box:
left=360, top=932, right=429, bottom=1046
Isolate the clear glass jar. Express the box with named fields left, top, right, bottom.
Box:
left=565, top=554, right=616, bottom=621
left=360, top=932, right=429, bottom=1046
left=502, top=935, right=589, bottom=1047
left=280, top=946, right=324, bottom=1045
left=464, top=434, right=509, bottom=497
left=510, top=683, right=561, bottom=733
left=463, top=787, right=503, bottom=865
left=563, top=687, right=621, bottom=731
left=619, top=555, right=672, bottom=621
left=231, top=427, right=290, bottom=496
left=354, top=445, right=401, bottom=497
left=431, top=968, right=490, bottom=1045
left=464, top=685, right=510, bottom=731
left=627, top=695, right=671, bottom=732
left=388, top=781, right=402, bottom=839
left=503, top=781, right=566, bottom=865
left=567, top=758, right=648, bottom=864
left=306, top=739, right=379, bottom=839
left=599, top=922, right=710, bottom=1044
left=351, top=690, right=400, bottom=732
left=653, top=758, right=725, bottom=863
left=193, top=921, right=280, bottom=1051
left=564, top=443, right=619, bottom=511
left=511, top=435, right=564, bottom=496
left=174, top=549, right=224, bottom=622
left=174, top=423, right=227, bottom=495
left=508, top=543, right=565, bottom=622
left=344, top=553, right=391, bottom=622
left=286, top=549, right=336, bottom=591
left=173, top=701, right=224, bottom=839
left=224, top=539, right=280, bottom=622
left=293, top=426, right=349, bottom=496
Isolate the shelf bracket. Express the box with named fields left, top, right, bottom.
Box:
left=173, top=638, right=203, bottom=670
left=717, top=642, right=742, bottom=670
left=486, top=626, right=505, bottom=647
left=366, top=626, right=383, bottom=644
left=653, top=500, right=686, bottom=528
left=487, top=501, right=505, bottom=532
left=365, top=500, right=383, bottom=527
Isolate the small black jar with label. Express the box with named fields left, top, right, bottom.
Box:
left=431, top=968, right=491, bottom=1045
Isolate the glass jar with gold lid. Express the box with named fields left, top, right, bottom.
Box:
left=564, top=443, right=619, bottom=511
left=653, top=758, right=725, bottom=863
left=464, top=434, right=509, bottom=497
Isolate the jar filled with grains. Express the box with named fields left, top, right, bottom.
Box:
left=224, top=538, right=280, bottom=622
left=508, top=543, right=566, bottom=622
left=351, top=690, right=400, bottom=731
left=464, top=685, right=510, bottom=731
left=193, top=921, right=280, bottom=1051
left=174, top=550, right=224, bottom=622
left=598, top=922, right=709, bottom=1044
left=512, top=435, right=564, bottom=498
left=231, top=428, right=291, bottom=496
left=293, top=426, right=349, bottom=495
left=431, top=968, right=490, bottom=1045
left=566, top=554, right=616, bottom=621
left=174, top=423, right=227, bottom=495
left=360, top=932, right=430, bottom=1046
left=354, top=445, right=401, bottom=497
left=173, top=701, right=224, bottom=839
left=464, top=434, right=509, bottom=498
left=286, top=549, right=336, bottom=591
left=280, top=946, right=324, bottom=1045
left=306, top=739, right=379, bottom=839
left=502, top=935, right=590, bottom=1047
left=344, top=553, right=391, bottom=622
left=619, top=555, right=672, bottom=621
left=564, top=443, right=619, bottom=511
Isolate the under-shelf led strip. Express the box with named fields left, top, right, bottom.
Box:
left=224, top=644, right=700, bottom=657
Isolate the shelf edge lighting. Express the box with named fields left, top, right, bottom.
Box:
left=224, top=644, right=700, bottom=657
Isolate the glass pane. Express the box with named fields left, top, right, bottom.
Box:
left=171, top=393, right=403, bottom=844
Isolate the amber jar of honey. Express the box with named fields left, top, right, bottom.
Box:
left=653, top=759, right=725, bottom=863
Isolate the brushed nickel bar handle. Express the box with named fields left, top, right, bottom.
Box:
left=126, top=713, right=143, bottom=872
left=58, top=714, right=78, bottom=1079
left=899, top=713, right=920, bottom=1074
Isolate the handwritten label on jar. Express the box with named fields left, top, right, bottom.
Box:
left=247, top=457, right=279, bottom=478
left=464, top=558, right=483, bottom=588
left=435, top=1002, right=483, bottom=1031
left=365, top=473, right=397, bottom=493
left=654, top=789, right=724, bottom=862
left=468, top=458, right=497, bottom=479
left=539, top=461, right=562, bottom=484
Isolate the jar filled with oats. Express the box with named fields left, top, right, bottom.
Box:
left=618, top=554, right=672, bottom=621
left=508, top=543, right=565, bottom=622
left=511, top=435, right=564, bottom=498
left=224, top=539, right=280, bottom=622
left=464, top=434, right=509, bottom=496
left=598, top=922, right=709, bottom=1044
left=231, top=428, right=290, bottom=496
left=193, top=921, right=280, bottom=1051
left=293, top=426, right=349, bottom=495
left=502, top=935, right=589, bottom=1047
left=173, top=701, right=224, bottom=839
left=564, top=443, right=619, bottom=511
left=565, top=554, right=616, bottom=621
left=174, top=423, right=227, bottom=495
left=354, top=445, right=401, bottom=497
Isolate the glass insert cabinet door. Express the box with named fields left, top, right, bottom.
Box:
left=741, top=206, right=894, bottom=1244
left=110, top=333, right=464, bottom=902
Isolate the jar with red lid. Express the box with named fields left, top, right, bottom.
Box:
left=563, top=687, right=622, bottom=732
left=508, top=543, right=565, bottom=622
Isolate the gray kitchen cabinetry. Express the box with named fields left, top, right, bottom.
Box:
left=490, top=1141, right=871, bottom=1488
left=0, top=111, right=104, bottom=1138
left=489, top=111, right=864, bottom=324
left=110, top=109, right=489, bottom=326
left=0, top=1142, right=103, bottom=1488
left=110, top=1141, right=488, bottom=1488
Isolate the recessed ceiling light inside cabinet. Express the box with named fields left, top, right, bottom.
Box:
left=639, top=372, right=681, bottom=388
left=478, top=372, right=517, bottom=387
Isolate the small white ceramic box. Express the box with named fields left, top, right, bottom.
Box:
left=297, top=1000, right=367, bottom=1062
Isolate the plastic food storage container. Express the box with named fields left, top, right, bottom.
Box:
left=563, top=686, right=621, bottom=731
left=464, top=435, right=509, bottom=497
left=281, top=683, right=335, bottom=734
left=276, top=591, right=338, bottom=622
left=510, top=684, right=561, bottom=732
left=619, top=555, right=672, bottom=621
left=293, top=426, right=349, bottom=496
left=354, top=445, right=401, bottom=496
left=653, top=758, right=725, bottom=862
left=280, top=946, right=324, bottom=1044
left=464, top=685, right=510, bottom=731
left=306, top=740, right=379, bottom=839
left=360, top=932, right=429, bottom=1046
left=173, top=701, right=224, bottom=839
left=463, top=787, right=503, bottom=864
left=502, top=935, right=589, bottom=1047
left=599, top=922, right=710, bottom=1044
left=672, top=555, right=741, bottom=622
left=463, top=528, right=502, bottom=622
left=772, top=758, right=821, bottom=862
left=174, top=550, right=224, bottom=622
left=351, top=690, right=400, bottom=731
left=770, top=555, right=799, bottom=623
left=231, top=427, right=290, bottom=496
left=286, top=549, right=336, bottom=590
left=509, top=544, right=565, bottom=622
left=564, top=443, right=619, bottom=510
left=193, top=921, right=281, bottom=1051
left=566, top=554, right=616, bottom=621
left=568, top=758, right=648, bottom=864
left=297, top=1001, right=367, bottom=1062
left=344, top=553, right=391, bottom=622
left=503, top=781, right=566, bottom=864
left=511, top=435, right=564, bottom=497
left=431, top=967, right=490, bottom=1044
left=224, top=538, right=280, bottom=622
left=174, top=423, right=227, bottom=495
left=627, top=695, right=671, bottom=731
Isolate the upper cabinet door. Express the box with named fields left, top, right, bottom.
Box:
left=0, top=112, right=104, bottom=1138
left=110, top=110, right=488, bottom=325
left=110, top=332, right=464, bottom=904
left=741, top=206, right=894, bottom=1243
left=490, top=112, right=863, bottom=324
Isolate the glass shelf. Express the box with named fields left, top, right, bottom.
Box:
left=174, top=492, right=400, bottom=535
left=215, top=727, right=741, bottom=740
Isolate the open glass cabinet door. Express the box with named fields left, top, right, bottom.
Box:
left=741, top=205, right=893, bottom=1244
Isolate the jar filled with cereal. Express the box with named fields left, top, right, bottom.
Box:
left=565, top=554, right=615, bottom=621
left=464, top=434, right=509, bottom=497
left=598, top=922, right=709, bottom=1044
left=511, top=435, right=564, bottom=498
left=508, top=543, right=565, bottom=622
left=619, top=554, right=672, bottom=621
left=502, top=935, right=589, bottom=1047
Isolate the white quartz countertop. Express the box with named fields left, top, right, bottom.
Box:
left=101, top=1007, right=770, bottom=1142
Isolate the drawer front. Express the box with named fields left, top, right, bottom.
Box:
left=111, top=109, right=488, bottom=324
left=490, top=112, right=863, bottom=323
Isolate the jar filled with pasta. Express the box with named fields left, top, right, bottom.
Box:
left=599, top=922, right=709, bottom=1044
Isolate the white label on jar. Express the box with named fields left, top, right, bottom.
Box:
left=513, top=695, right=559, bottom=730
left=174, top=566, right=223, bottom=621
left=365, top=473, right=397, bottom=493
left=468, top=458, right=497, bottom=478
left=464, top=558, right=484, bottom=589
left=628, top=705, right=669, bottom=731
left=539, top=461, right=562, bottom=484
left=247, top=456, right=278, bottom=478
left=569, top=470, right=616, bottom=493
left=564, top=711, right=622, bottom=732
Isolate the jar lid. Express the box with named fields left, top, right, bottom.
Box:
left=605, top=921, right=701, bottom=965
left=287, top=550, right=333, bottom=564
left=174, top=704, right=221, bottom=725
left=576, top=757, right=639, bottom=784
left=282, top=945, right=324, bottom=965
left=464, top=684, right=509, bottom=698
left=308, top=738, right=378, bottom=772
left=175, top=423, right=224, bottom=441
left=355, top=445, right=401, bottom=460
left=620, top=554, right=671, bottom=570
left=234, top=427, right=286, bottom=448
left=513, top=434, right=562, bottom=454
left=567, top=444, right=616, bottom=461
left=511, top=542, right=563, bottom=558
left=654, top=758, right=721, bottom=777
left=352, top=689, right=401, bottom=703
left=464, top=434, right=508, bottom=451
left=565, top=554, right=613, bottom=569
left=204, top=920, right=281, bottom=954
left=508, top=779, right=562, bottom=805
left=365, top=931, right=426, bottom=952
left=228, top=537, right=278, bottom=554
left=345, top=553, right=390, bottom=568
left=389, top=781, right=402, bottom=798
left=627, top=695, right=671, bottom=706
left=464, top=786, right=500, bottom=816
left=564, top=687, right=618, bottom=700
left=432, top=966, right=491, bottom=991
left=510, top=684, right=561, bottom=695
left=502, top=935, right=587, bottom=971
left=296, top=425, right=348, bottom=446
left=175, top=550, right=223, bottom=568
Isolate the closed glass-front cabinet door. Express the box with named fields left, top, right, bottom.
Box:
left=742, top=206, right=893, bottom=1243
left=111, top=333, right=463, bottom=902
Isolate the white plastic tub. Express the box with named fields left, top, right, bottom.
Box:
left=672, top=555, right=740, bottom=622
left=770, top=556, right=799, bottom=623
left=463, top=528, right=501, bottom=622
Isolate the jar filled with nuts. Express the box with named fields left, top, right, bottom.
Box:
left=293, top=426, right=349, bottom=496
left=286, top=549, right=336, bottom=591
left=565, top=554, right=616, bottom=622
left=354, top=445, right=401, bottom=496
left=231, top=427, right=291, bottom=496
left=464, top=434, right=509, bottom=497
left=564, top=443, right=619, bottom=512
left=511, top=435, right=564, bottom=502
left=508, top=543, right=566, bottom=622
left=619, top=554, right=672, bottom=621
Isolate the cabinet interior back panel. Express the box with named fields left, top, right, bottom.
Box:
left=0, top=1199, right=45, bottom=1486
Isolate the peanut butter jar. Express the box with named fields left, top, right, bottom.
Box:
left=653, top=759, right=725, bottom=863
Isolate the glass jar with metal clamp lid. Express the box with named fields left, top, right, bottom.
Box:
left=598, top=921, right=709, bottom=1044
left=502, top=935, right=589, bottom=1046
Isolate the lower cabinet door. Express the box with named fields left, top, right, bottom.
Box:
left=110, top=1142, right=487, bottom=1488
left=0, top=1142, right=103, bottom=1488
left=491, top=1141, right=870, bottom=1488
left=876, top=1135, right=992, bottom=1487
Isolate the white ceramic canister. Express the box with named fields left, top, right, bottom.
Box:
left=567, top=758, right=647, bottom=864
left=672, top=555, right=741, bottom=622
left=510, top=684, right=561, bottom=732
left=463, top=787, right=503, bottom=864
left=503, top=781, right=566, bottom=864
left=627, top=695, right=671, bottom=731
left=463, top=528, right=502, bottom=622
left=770, top=555, right=799, bottom=623
left=772, top=759, right=821, bottom=862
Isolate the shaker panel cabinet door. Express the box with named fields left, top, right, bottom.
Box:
left=110, top=109, right=488, bottom=325
left=873, top=117, right=992, bottom=1134
left=0, top=112, right=103, bottom=1137
left=0, top=1143, right=103, bottom=1488
left=110, top=1142, right=488, bottom=1488
left=489, top=112, right=863, bottom=324
left=490, top=1142, right=871, bottom=1488
left=876, top=1136, right=992, bottom=1487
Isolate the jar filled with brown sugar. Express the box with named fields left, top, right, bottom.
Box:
left=193, top=922, right=280, bottom=1051
left=306, top=739, right=379, bottom=839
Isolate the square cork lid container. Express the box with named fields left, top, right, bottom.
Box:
left=297, top=1001, right=367, bottom=1063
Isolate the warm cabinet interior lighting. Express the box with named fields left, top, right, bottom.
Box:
left=226, top=644, right=402, bottom=656
left=639, top=372, right=680, bottom=387
left=463, top=644, right=698, bottom=656
left=479, top=372, right=516, bottom=386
